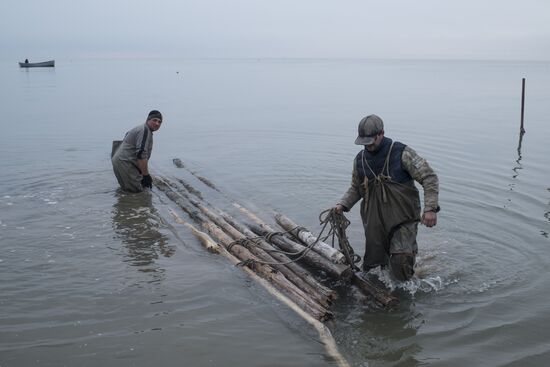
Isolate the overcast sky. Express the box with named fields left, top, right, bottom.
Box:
left=1, top=0, right=549, bottom=60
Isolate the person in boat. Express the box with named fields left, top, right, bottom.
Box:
left=111, top=110, right=163, bottom=192
left=334, top=114, right=439, bottom=281
left=24, top=59, right=29, bottom=63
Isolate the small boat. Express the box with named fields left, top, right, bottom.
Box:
left=19, top=60, right=55, bottom=68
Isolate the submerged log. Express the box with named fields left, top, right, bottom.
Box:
left=171, top=158, right=220, bottom=192
left=170, top=210, right=220, bottom=253
left=275, top=213, right=347, bottom=264
left=172, top=158, right=185, bottom=168
left=233, top=202, right=273, bottom=232
left=176, top=178, right=203, bottom=200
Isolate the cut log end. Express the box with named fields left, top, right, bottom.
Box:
left=186, top=223, right=221, bottom=253
left=352, top=272, right=399, bottom=308
left=169, top=210, right=221, bottom=253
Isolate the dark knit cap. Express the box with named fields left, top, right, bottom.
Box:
left=147, top=110, right=163, bottom=121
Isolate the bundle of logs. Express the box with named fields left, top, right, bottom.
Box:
left=153, top=169, right=398, bottom=323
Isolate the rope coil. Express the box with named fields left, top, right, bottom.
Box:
left=318, top=208, right=361, bottom=270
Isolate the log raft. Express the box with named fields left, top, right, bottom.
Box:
left=161, top=178, right=335, bottom=306
left=154, top=177, right=333, bottom=321
left=154, top=173, right=398, bottom=312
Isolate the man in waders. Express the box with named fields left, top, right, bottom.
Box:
left=335, top=114, right=439, bottom=281
left=111, top=110, right=163, bottom=193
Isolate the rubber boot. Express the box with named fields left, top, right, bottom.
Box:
left=390, top=253, right=415, bottom=281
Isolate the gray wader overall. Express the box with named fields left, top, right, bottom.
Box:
left=111, top=123, right=153, bottom=193
left=360, top=142, right=421, bottom=280
left=111, top=139, right=144, bottom=192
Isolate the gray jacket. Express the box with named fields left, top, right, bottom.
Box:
left=113, top=123, right=154, bottom=167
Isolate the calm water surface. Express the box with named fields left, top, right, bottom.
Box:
left=1, top=58, right=549, bottom=366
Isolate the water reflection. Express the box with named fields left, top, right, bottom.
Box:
left=543, top=193, right=549, bottom=237
left=512, top=131, right=525, bottom=179
left=357, top=304, right=421, bottom=366
left=333, top=288, right=422, bottom=366
left=112, top=191, right=175, bottom=275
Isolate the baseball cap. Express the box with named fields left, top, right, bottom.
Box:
left=354, top=114, right=384, bottom=145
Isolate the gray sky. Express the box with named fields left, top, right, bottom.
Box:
left=1, top=0, right=549, bottom=60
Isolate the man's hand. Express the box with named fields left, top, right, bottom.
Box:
left=421, top=211, right=437, bottom=227
left=334, top=204, right=345, bottom=214
left=141, top=174, right=153, bottom=189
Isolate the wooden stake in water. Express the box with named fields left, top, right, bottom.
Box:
left=520, top=78, right=526, bottom=134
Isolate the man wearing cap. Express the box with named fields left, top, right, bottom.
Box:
left=335, top=115, right=439, bottom=281
left=111, top=110, right=163, bottom=193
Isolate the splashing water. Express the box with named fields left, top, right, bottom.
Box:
left=367, top=266, right=454, bottom=296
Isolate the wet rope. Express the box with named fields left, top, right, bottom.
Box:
left=231, top=209, right=361, bottom=271
left=318, top=208, right=361, bottom=271
left=230, top=225, right=322, bottom=267
left=229, top=217, right=336, bottom=267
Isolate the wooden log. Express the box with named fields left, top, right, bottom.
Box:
left=156, top=180, right=206, bottom=223
left=275, top=213, right=346, bottom=264
left=176, top=178, right=203, bottom=200
left=233, top=202, right=274, bottom=232
left=221, top=213, right=337, bottom=302
left=247, top=223, right=353, bottom=281
left=170, top=210, right=220, bottom=253
left=352, top=272, right=399, bottom=308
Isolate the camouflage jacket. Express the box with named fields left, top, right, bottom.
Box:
left=338, top=145, right=439, bottom=213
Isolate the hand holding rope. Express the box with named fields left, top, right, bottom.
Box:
left=319, top=208, right=361, bottom=271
